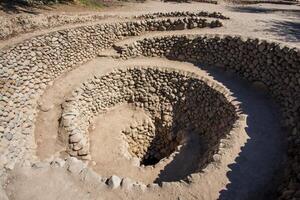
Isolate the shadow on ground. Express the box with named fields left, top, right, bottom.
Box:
left=154, top=133, right=206, bottom=183
left=228, top=4, right=300, bottom=45
left=0, top=0, right=72, bottom=14
left=0, top=0, right=39, bottom=14
left=262, top=19, right=300, bottom=42
left=228, top=6, right=300, bottom=15
left=198, top=66, right=287, bottom=200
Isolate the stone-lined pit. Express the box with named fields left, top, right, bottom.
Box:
left=118, top=35, right=300, bottom=198
left=0, top=16, right=224, bottom=172
left=122, top=119, right=167, bottom=166
left=60, top=67, right=238, bottom=179
left=0, top=8, right=298, bottom=197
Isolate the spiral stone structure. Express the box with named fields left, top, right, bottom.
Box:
left=60, top=67, right=239, bottom=169
left=0, top=6, right=299, bottom=200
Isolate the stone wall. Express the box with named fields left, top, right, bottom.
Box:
left=119, top=35, right=300, bottom=199
left=0, top=10, right=227, bottom=41
left=60, top=67, right=238, bottom=172
left=0, top=13, right=110, bottom=41
left=134, top=11, right=229, bottom=20
left=0, top=18, right=222, bottom=173
left=0, top=13, right=298, bottom=198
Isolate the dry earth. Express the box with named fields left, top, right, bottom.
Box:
left=0, top=1, right=299, bottom=200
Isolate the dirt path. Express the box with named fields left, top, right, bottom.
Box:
left=202, top=66, right=286, bottom=200
left=1, top=1, right=299, bottom=49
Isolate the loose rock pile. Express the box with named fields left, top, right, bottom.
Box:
left=61, top=67, right=238, bottom=172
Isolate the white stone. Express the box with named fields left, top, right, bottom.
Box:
left=121, top=177, right=134, bottom=190
left=107, top=175, right=121, bottom=189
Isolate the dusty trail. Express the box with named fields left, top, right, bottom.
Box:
left=202, top=66, right=286, bottom=200
left=1, top=1, right=299, bottom=49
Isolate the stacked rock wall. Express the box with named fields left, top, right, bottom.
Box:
left=119, top=35, right=300, bottom=199
left=119, top=35, right=300, bottom=127
left=61, top=67, right=238, bottom=170
left=0, top=11, right=228, bottom=41
left=0, top=13, right=298, bottom=198
left=0, top=18, right=221, bottom=172
left=0, top=14, right=110, bottom=41
left=135, top=11, right=229, bottom=20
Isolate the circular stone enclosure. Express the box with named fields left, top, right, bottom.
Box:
left=60, top=67, right=239, bottom=182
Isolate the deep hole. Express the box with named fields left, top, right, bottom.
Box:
left=122, top=116, right=182, bottom=167
left=65, top=67, right=238, bottom=182
left=141, top=156, right=160, bottom=166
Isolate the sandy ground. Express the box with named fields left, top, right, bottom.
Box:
left=0, top=1, right=299, bottom=50
left=1, top=1, right=297, bottom=199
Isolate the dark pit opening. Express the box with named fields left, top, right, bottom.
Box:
left=141, top=157, right=160, bottom=166
left=119, top=69, right=238, bottom=171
